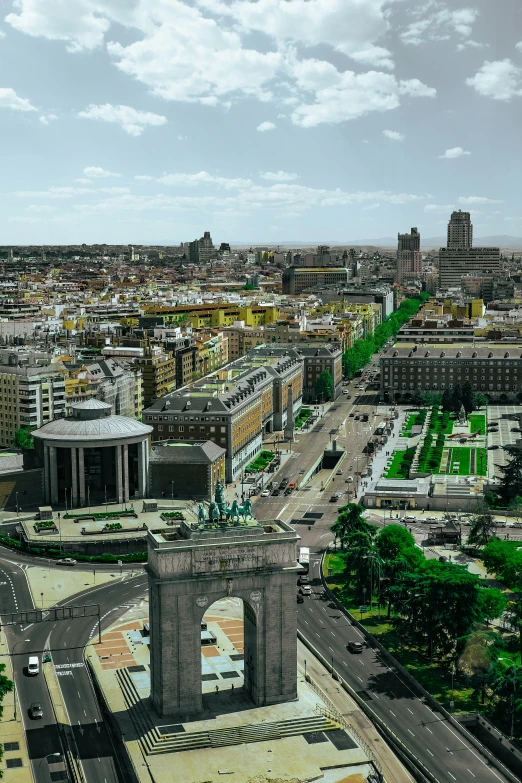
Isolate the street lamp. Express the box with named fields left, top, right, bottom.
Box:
left=38, top=753, right=61, bottom=774
left=15, top=491, right=19, bottom=516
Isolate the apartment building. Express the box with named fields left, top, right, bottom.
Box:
left=223, top=324, right=267, bottom=359
left=135, top=346, right=176, bottom=408
left=282, top=266, right=350, bottom=295
left=140, top=303, right=279, bottom=329
left=143, top=349, right=305, bottom=481
left=397, top=226, right=422, bottom=283
left=380, top=343, right=522, bottom=402
left=0, top=361, right=66, bottom=447
left=193, top=330, right=228, bottom=379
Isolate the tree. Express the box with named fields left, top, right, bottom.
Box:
left=474, top=392, right=488, bottom=409
left=315, top=370, right=333, bottom=402
left=0, top=660, right=13, bottom=770
left=462, top=380, right=475, bottom=415
left=14, top=426, right=34, bottom=450
left=451, top=382, right=463, bottom=414
left=375, top=524, right=416, bottom=562
left=499, top=447, right=522, bottom=504
left=468, top=511, right=497, bottom=548
left=478, top=588, right=507, bottom=626
left=331, top=503, right=374, bottom=549
left=342, top=530, right=376, bottom=601
left=393, top=560, right=490, bottom=658
left=442, top=387, right=453, bottom=412
left=509, top=496, right=522, bottom=524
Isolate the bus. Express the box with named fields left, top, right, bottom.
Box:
left=298, top=546, right=310, bottom=574
left=375, top=423, right=385, bottom=436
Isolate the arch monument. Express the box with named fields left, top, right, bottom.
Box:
left=146, top=513, right=300, bottom=717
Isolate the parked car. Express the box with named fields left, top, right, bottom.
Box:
left=56, top=558, right=77, bottom=566
left=29, top=702, right=44, bottom=719
left=346, top=641, right=364, bottom=654
left=300, top=585, right=312, bottom=596
left=261, top=490, right=270, bottom=497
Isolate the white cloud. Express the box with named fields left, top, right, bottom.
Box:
left=517, top=42, right=522, bottom=51
left=438, top=146, right=471, bottom=159
left=257, top=121, right=276, bottom=132
left=260, top=170, right=299, bottom=181
left=467, top=59, right=522, bottom=101
left=39, top=113, right=57, bottom=125
left=401, top=6, right=479, bottom=47
left=382, top=129, right=405, bottom=141
left=83, top=166, right=121, bottom=178
left=199, top=0, right=393, bottom=62
left=78, top=103, right=168, bottom=135
left=350, top=46, right=394, bottom=71
left=26, top=204, right=58, bottom=214
left=363, top=203, right=380, bottom=210
left=424, top=203, right=455, bottom=213
left=0, top=87, right=36, bottom=112
left=456, top=39, right=487, bottom=52
left=13, top=186, right=94, bottom=199
left=458, top=196, right=504, bottom=205
left=135, top=175, right=154, bottom=181
left=157, top=171, right=252, bottom=189
left=291, top=71, right=435, bottom=128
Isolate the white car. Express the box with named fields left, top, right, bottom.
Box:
left=404, top=515, right=416, bottom=522
left=261, top=490, right=270, bottom=497
left=56, top=558, right=77, bottom=566
left=345, top=475, right=354, bottom=482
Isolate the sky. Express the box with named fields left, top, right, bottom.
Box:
left=1, top=0, right=521, bottom=246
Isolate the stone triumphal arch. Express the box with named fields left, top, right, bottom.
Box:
left=146, top=516, right=300, bottom=717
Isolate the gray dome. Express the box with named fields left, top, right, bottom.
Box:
left=32, top=413, right=152, bottom=442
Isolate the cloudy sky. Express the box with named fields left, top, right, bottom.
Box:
left=1, top=0, right=521, bottom=245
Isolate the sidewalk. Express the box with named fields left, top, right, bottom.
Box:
left=0, top=632, right=33, bottom=781
left=297, top=641, right=414, bottom=783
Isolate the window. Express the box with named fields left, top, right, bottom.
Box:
left=179, top=425, right=184, bottom=432
left=158, top=425, right=163, bottom=432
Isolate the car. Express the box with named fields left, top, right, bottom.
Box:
left=284, top=487, right=292, bottom=496
left=403, top=515, right=415, bottom=522
left=347, top=641, right=364, bottom=654
left=345, top=475, right=354, bottom=482
left=438, top=555, right=448, bottom=562
left=272, top=490, right=280, bottom=496
left=28, top=657, right=39, bottom=676
left=297, top=593, right=304, bottom=603
left=261, top=489, right=270, bottom=497
left=280, top=477, right=289, bottom=487
left=56, top=558, right=77, bottom=566
left=29, top=702, right=44, bottom=719
left=300, top=585, right=312, bottom=596
left=336, top=469, right=343, bottom=475
left=330, top=494, right=339, bottom=502
left=349, top=412, right=355, bottom=417
left=298, top=574, right=309, bottom=585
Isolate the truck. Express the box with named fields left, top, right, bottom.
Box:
left=298, top=546, right=310, bottom=574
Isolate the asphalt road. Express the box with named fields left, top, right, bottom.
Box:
left=2, top=555, right=147, bottom=783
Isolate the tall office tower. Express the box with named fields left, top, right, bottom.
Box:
left=447, top=210, right=472, bottom=249
left=397, top=226, right=422, bottom=282
left=439, top=210, right=499, bottom=298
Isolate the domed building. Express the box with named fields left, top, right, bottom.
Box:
left=32, top=399, right=153, bottom=507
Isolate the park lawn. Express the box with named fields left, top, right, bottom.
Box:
left=295, top=408, right=313, bottom=428
left=469, top=413, right=486, bottom=434
left=245, top=450, right=274, bottom=473
left=402, top=413, right=419, bottom=435
left=385, top=451, right=409, bottom=479
left=440, top=447, right=487, bottom=476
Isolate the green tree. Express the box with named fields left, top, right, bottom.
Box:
left=499, top=447, right=522, bottom=504
left=509, top=495, right=522, bottom=524
left=462, top=380, right=475, bottom=415
left=375, top=524, right=416, bottom=561
left=0, top=660, right=14, bottom=771
left=478, top=588, right=507, bottom=625
left=468, top=511, right=497, bottom=548
left=393, top=560, right=490, bottom=658
left=14, top=426, right=34, bottom=450
left=342, top=530, right=376, bottom=601
left=331, top=503, right=374, bottom=549
left=474, top=392, right=488, bottom=409
left=451, top=382, right=463, bottom=414
left=315, top=370, right=333, bottom=401
left=442, top=387, right=453, bottom=412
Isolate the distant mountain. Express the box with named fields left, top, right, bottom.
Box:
left=232, top=234, right=522, bottom=249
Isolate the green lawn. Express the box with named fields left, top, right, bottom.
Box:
left=436, top=446, right=487, bottom=476
left=469, top=414, right=486, bottom=434
left=385, top=448, right=415, bottom=479
left=402, top=413, right=418, bottom=435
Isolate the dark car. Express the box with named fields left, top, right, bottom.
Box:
left=347, top=641, right=364, bottom=654
left=297, top=593, right=304, bottom=603
left=29, top=702, right=44, bottom=719
left=272, top=489, right=280, bottom=496
left=298, top=574, right=309, bottom=585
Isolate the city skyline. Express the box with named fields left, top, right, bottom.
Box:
left=1, top=0, right=521, bottom=244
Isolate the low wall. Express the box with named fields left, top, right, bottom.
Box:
left=457, top=713, right=522, bottom=780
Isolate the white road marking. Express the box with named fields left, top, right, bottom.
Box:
left=448, top=773, right=456, bottom=781
left=357, top=676, right=363, bottom=682
left=467, top=771, right=476, bottom=778
left=407, top=729, right=415, bottom=736
left=407, top=708, right=414, bottom=714
left=389, top=710, right=396, bottom=717
left=426, top=749, right=434, bottom=757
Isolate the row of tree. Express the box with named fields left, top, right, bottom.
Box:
left=414, top=381, right=487, bottom=413
left=342, top=293, right=429, bottom=379
left=331, top=504, right=521, bottom=734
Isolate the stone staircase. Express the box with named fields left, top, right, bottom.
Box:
left=117, top=668, right=341, bottom=756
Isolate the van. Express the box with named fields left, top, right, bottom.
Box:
left=28, top=656, right=39, bottom=676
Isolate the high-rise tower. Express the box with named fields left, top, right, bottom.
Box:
left=447, top=210, right=472, bottom=249
left=397, top=227, right=422, bottom=282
